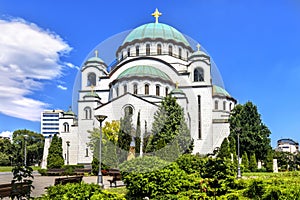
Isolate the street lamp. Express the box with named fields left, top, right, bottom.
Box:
left=66, top=141, right=70, bottom=165
left=24, top=135, right=28, bottom=167
left=236, top=127, right=242, bottom=179
left=94, top=114, right=107, bottom=187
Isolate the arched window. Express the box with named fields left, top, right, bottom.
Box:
left=85, top=148, right=89, bottom=157
left=133, top=84, right=138, bottom=95
left=229, top=103, right=232, bottom=111
left=215, top=101, right=219, bottom=110
left=194, top=68, right=204, bottom=82
left=145, top=84, right=149, bottom=95
left=165, top=87, right=169, bottom=96
left=84, top=107, right=92, bottom=119
left=136, top=45, right=139, bottom=56
left=127, top=48, right=130, bottom=57
left=156, top=85, right=160, bottom=96
left=179, top=48, right=182, bottom=59
left=223, top=101, right=226, bottom=111
left=87, top=73, right=96, bottom=86
left=124, top=84, right=127, bottom=94
left=116, top=86, right=119, bottom=97
left=124, top=106, right=133, bottom=116
left=157, top=44, right=162, bottom=55
left=186, top=51, right=189, bottom=59
left=63, top=122, right=69, bottom=132
left=146, top=44, right=150, bottom=56
left=168, top=45, right=173, bottom=56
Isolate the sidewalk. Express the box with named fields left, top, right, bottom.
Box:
left=0, top=172, right=122, bottom=198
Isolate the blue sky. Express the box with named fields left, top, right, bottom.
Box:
left=0, top=0, right=300, bottom=147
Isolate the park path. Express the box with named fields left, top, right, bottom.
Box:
left=0, top=172, right=117, bottom=198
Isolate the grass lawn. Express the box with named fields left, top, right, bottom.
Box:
left=0, top=166, right=41, bottom=172
left=105, top=186, right=127, bottom=195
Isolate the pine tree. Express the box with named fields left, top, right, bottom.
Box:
left=242, top=152, right=249, bottom=172
left=135, top=111, right=141, bottom=155
left=146, top=95, right=191, bottom=158
left=265, top=150, right=274, bottom=172
left=118, top=113, right=133, bottom=152
left=47, top=134, right=64, bottom=169
left=249, top=153, right=257, bottom=172
left=217, top=137, right=231, bottom=159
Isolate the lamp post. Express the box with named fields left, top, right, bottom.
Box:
left=66, top=141, right=70, bottom=165
left=236, top=127, right=242, bottom=179
left=94, top=114, right=107, bottom=187
left=24, top=135, right=28, bottom=167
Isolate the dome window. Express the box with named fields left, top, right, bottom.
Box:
left=223, top=101, right=226, bottom=111
left=87, top=72, right=96, bottom=86
left=145, top=84, right=149, bottom=95
left=146, top=44, right=150, bottom=56
left=84, top=107, right=92, bottom=119
left=179, top=48, right=182, bottom=59
left=215, top=100, right=219, bottom=110
left=116, top=86, right=119, bottom=97
left=165, top=87, right=169, bottom=96
left=133, top=84, right=138, bottom=95
left=136, top=45, right=140, bottom=56
left=194, top=68, right=204, bottom=82
left=124, top=84, right=127, bottom=94
left=156, top=85, right=160, bottom=96
left=127, top=48, right=130, bottom=57
left=168, top=45, right=173, bottom=56
left=157, top=44, right=162, bottom=55
left=229, top=103, right=232, bottom=111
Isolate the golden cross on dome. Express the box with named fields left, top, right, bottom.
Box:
left=94, top=50, right=98, bottom=57
left=196, top=43, right=201, bottom=51
left=175, top=81, right=179, bottom=89
left=152, top=8, right=162, bottom=23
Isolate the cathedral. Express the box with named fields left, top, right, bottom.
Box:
left=41, top=9, right=236, bottom=167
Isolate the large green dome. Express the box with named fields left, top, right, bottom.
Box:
left=123, top=23, right=190, bottom=47
left=118, top=65, right=171, bottom=81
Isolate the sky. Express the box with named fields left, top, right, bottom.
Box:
left=0, top=0, right=300, bottom=147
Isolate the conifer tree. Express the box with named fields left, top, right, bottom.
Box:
left=118, top=112, right=133, bottom=151
left=146, top=95, right=191, bottom=158
left=135, top=111, right=141, bottom=154
left=242, top=152, right=249, bottom=172
left=217, top=137, right=231, bottom=159
left=47, top=134, right=64, bottom=169
left=249, top=153, right=257, bottom=172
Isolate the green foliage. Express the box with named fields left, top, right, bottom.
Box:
left=241, top=152, right=249, bottom=172
left=12, top=129, right=44, bottom=166
left=118, top=113, right=133, bottom=152
left=249, top=153, right=257, bottom=172
left=217, top=137, right=231, bottom=159
left=264, top=150, right=274, bottom=172
left=0, top=137, right=13, bottom=166
left=274, top=151, right=295, bottom=171
left=47, top=134, right=64, bottom=169
left=243, top=179, right=265, bottom=199
left=92, top=156, right=100, bottom=175
left=0, top=152, right=10, bottom=165
left=11, top=165, right=34, bottom=199
left=38, top=182, right=125, bottom=200
left=229, top=102, right=272, bottom=161
left=176, top=153, right=206, bottom=175
left=146, top=96, right=191, bottom=159
left=135, top=111, right=141, bottom=155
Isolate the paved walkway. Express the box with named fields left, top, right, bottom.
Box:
left=0, top=172, right=122, bottom=198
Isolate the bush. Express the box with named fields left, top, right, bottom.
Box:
left=62, top=164, right=84, bottom=175
left=38, top=168, right=47, bottom=176
left=120, top=156, right=197, bottom=199
left=243, top=179, right=265, bottom=199
left=38, top=182, right=125, bottom=200
left=176, top=154, right=206, bottom=175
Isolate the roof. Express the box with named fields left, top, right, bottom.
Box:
left=123, top=22, right=190, bottom=47
left=117, top=65, right=171, bottom=81
left=212, top=85, right=231, bottom=97
left=86, top=56, right=105, bottom=64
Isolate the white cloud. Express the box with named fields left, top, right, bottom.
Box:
left=57, top=85, right=67, bottom=90
left=0, top=17, right=73, bottom=121
left=0, top=131, right=13, bottom=139
left=65, top=62, right=80, bottom=70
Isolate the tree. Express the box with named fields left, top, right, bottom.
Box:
left=229, top=102, right=272, bottom=161
left=217, top=137, right=231, bottom=159
left=0, top=137, right=13, bottom=166
left=242, top=152, right=249, bottom=172
left=146, top=95, right=191, bottom=159
left=47, top=134, right=64, bottom=169
left=12, top=129, right=44, bottom=166
left=249, top=153, right=257, bottom=172
left=135, top=111, right=141, bottom=155
left=118, top=113, right=133, bottom=152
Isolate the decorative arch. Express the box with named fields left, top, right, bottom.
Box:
left=168, top=45, right=173, bottom=56
left=63, top=122, right=69, bottom=132
left=194, top=67, right=204, bottom=82
left=87, top=72, right=96, bottom=86
left=133, top=83, right=138, bottom=95
left=124, top=105, right=134, bottom=116
left=156, top=85, right=160, bottom=96
left=146, top=44, right=150, bottom=56
left=157, top=44, right=162, bottom=55
left=145, top=83, right=149, bottom=95
left=136, top=45, right=140, bottom=56
left=214, top=100, right=219, bottom=110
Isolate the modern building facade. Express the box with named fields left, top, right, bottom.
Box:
left=276, top=138, right=299, bottom=154
left=41, top=9, right=236, bottom=167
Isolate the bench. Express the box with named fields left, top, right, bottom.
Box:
left=107, top=169, right=122, bottom=187
left=74, top=168, right=92, bottom=175
left=46, top=168, right=65, bottom=176
left=0, top=182, right=31, bottom=199
left=54, top=176, right=83, bottom=185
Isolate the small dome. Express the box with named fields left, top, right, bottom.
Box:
left=123, top=23, right=190, bottom=47
left=189, top=50, right=207, bottom=58
left=84, top=92, right=100, bottom=98
left=86, top=56, right=105, bottom=64
left=64, top=106, right=75, bottom=116
left=213, top=85, right=231, bottom=97
left=170, top=88, right=184, bottom=94
left=117, top=65, right=171, bottom=81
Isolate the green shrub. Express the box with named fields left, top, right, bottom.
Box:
left=120, top=156, right=196, bottom=199
left=244, top=179, right=265, bottom=199
left=38, top=168, right=47, bottom=176
left=62, top=165, right=84, bottom=175
left=226, top=194, right=239, bottom=200
left=176, top=154, right=206, bottom=175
